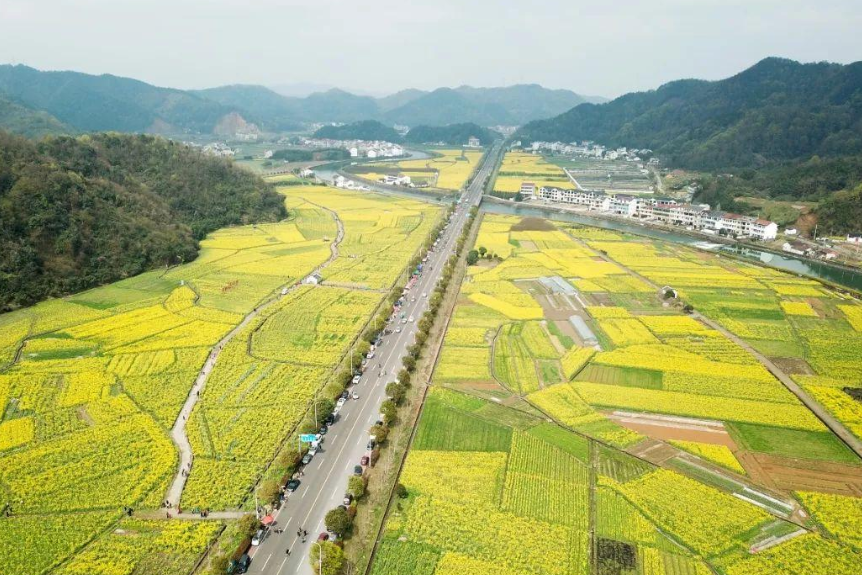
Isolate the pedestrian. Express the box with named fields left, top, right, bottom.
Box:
left=285, top=548, right=291, bottom=556
left=297, top=529, right=301, bottom=537
left=166, top=511, right=170, bottom=519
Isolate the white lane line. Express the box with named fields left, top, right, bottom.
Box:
left=276, top=558, right=288, bottom=575
left=262, top=553, right=272, bottom=569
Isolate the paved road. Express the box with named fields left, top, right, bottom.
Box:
left=165, top=208, right=345, bottom=509
left=247, top=143, right=501, bottom=575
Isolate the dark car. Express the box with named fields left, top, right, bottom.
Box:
left=366, top=440, right=375, bottom=450
left=353, top=465, right=363, bottom=476
left=319, top=424, right=328, bottom=435
left=317, top=532, right=328, bottom=542
left=301, top=453, right=312, bottom=465
left=232, top=554, right=251, bottom=574
left=286, top=479, right=300, bottom=493
left=341, top=390, right=350, bottom=400
left=324, top=413, right=335, bottom=425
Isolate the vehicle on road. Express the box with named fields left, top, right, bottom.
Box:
left=317, top=532, right=328, bottom=542
left=367, top=351, right=375, bottom=359
left=251, top=529, right=265, bottom=546
left=231, top=554, right=251, bottom=574
left=401, top=318, right=407, bottom=324
left=337, top=397, right=346, bottom=408
left=396, top=326, right=402, bottom=333
left=343, top=493, right=353, bottom=505
left=360, top=455, right=370, bottom=466
left=301, top=453, right=312, bottom=465
left=422, top=292, right=427, bottom=298
left=408, top=316, right=414, bottom=322
left=340, top=390, right=350, bottom=400
left=366, top=439, right=376, bottom=450
left=352, top=391, right=359, bottom=400
left=319, top=424, right=328, bottom=435
left=352, top=375, right=361, bottom=385
left=324, top=413, right=335, bottom=425
left=286, top=479, right=300, bottom=493
left=308, top=445, right=319, bottom=457
left=353, top=465, right=363, bottom=476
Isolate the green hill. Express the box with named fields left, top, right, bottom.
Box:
left=516, top=58, right=862, bottom=170
left=0, top=64, right=241, bottom=134
left=0, top=131, right=286, bottom=310
left=313, top=120, right=401, bottom=141
left=405, top=123, right=499, bottom=145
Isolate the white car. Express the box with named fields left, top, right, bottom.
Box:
left=367, top=351, right=375, bottom=359
left=352, top=391, right=359, bottom=400
left=395, top=326, right=402, bottom=333
left=422, top=292, right=427, bottom=298
left=352, top=375, right=361, bottom=385
left=251, top=529, right=265, bottom=546
left=337, top=397, right=347, bottom=408
left=308, top=445, right=319, bottom=457
left=401, top=318, right=407, bottom=324
left=408, top=316, right=414, bottom=323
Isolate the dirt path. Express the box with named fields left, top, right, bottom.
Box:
left=692, top=311, right=862, bottom=460
left=164, top=206, right=345, bottom=509
left=570, top=227, right=862, bottom=461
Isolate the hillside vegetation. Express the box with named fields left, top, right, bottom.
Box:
left=693, top=155, right=862, bottom=233
left=405, top=123, right=499, bottom=145
left=517, top=58, right=862, bottom=170
left=0, top=131, right=286, bottom=310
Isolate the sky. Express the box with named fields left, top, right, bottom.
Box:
left=2, top=0, right=861, bottom=99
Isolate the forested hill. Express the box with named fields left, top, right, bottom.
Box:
left=516, top=58, right=862, bottom=170
left=404, top=123, right=499, bottom=145
left=0, top=132, right=286, bottom=311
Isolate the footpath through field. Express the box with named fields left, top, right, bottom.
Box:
left=576, top=232, right=862, bottom=461
left=164, top=205, right=346, bottom=509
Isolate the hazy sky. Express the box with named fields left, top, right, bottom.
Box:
left=2, top=0, right=861, bottom=98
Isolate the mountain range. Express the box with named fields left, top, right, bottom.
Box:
left=0, top=64, right=603, bottom=136
left=516, top=57, right=862, bottom=169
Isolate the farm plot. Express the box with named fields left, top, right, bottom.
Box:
left=492, top=152, right=575, bottom=196
left=0, top=185, right=439, bottom=572
left=357, top=148, right=482, bottom=192
left=403, top=213, right=862, bottom=575
left=585, top=232, right=862, bottom=445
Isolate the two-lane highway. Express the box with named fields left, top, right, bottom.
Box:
left=247, top=142, right=500, bottom=575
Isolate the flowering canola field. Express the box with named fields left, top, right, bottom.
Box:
left=0, top=185, right=440, bottom=574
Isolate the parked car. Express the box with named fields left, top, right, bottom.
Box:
left=324, top=413, right=335, bottom=425
left=319, top=424, right=328, bottom=435
left=360, top=455, right=370, bottom=466
left=367, top=351, right=375, bottom=359
left=302, top=453, right=312, bottom=465
left=308, top=445, right=318, bottom=457
left=352, top=375, right=361, bottom=385
left=286, top=479, right=300, bottom=493
left=251, top=529, right=265, bottom=546
left=353, top=465, right=363, bottom=476
left=351, top=391, right=359, bottom=400
left=343, top=493, right=353, bottom=506
left=336, top=397, right=346, bottom=408
left=395, top=326, right=402, bottom=333
left=317, top=532, right=328, bottom=542
left=232, top=554, right=251, bottom=574
left=341, top=390, right=350, bottom=400
left=408, top=316, right=414, bottom=323
left=366, top=439, right=376, bottom=450
left=422, top=292, right=427, bottom=298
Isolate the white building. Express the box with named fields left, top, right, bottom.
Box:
left=303, top=273, right=322, bottom=285
left=519, top=182, right=536, bottom=199
left=847, top=233, right=862, bottom=244
left=467, top=136, right=481, bottom=147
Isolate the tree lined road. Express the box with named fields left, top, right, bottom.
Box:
left=247, top=143, right=501, bottom=575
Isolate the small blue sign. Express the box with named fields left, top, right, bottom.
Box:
left=300, top=434, right=317, bottom=443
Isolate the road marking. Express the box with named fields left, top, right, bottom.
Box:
left=276, top=558, right=288, bottom=575
left=262, top=553, right=272, bottom=569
